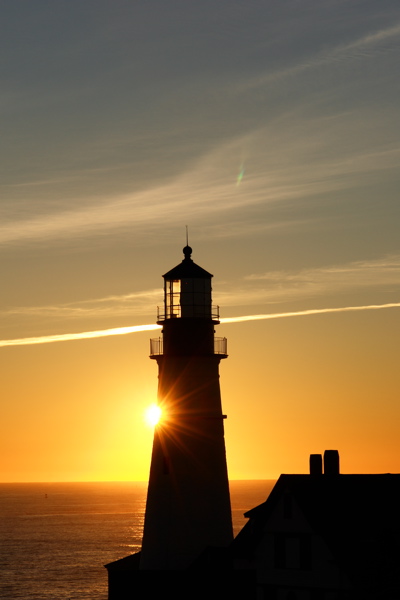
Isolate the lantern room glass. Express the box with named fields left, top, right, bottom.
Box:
left=164, top=278, right=212, bottom=318
left=165, top=280, right=181, bottom=318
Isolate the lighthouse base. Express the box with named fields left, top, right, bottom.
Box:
left=105, top=549, right=255, bottom=600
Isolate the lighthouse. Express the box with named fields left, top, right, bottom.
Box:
left=139, top=245, right=233, bottom=570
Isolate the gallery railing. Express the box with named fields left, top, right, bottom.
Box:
left=157, top=305, right=220, bottom=321
left=150, top=336, right=227, bottom=357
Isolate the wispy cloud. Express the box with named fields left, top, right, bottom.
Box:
left=1, top=302, right=399, bottom=348
left=238, top=255, right=400, bottom=302
left=3, top=290, right=161, bottom=319
left=212, top=255, right=400, bottom=309
left=247, top=255, right=400, bottom=282
left=241, top=22, right=400, bottom=91
left=1, top=102, right=399, bottom=247
left=4, top=256, right=399, bottom=324
left=1, top=4, right=399, bottom=256
left=339, top=22, right=400, bottom=56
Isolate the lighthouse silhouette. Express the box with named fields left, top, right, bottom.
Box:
left=140, top=244, right=233, bottom=569
left=105, top=246, right=233, bottom=597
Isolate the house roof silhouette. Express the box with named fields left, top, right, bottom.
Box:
left=232, top=471, right=400, bottom=598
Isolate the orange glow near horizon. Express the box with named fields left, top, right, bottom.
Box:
left=1, top=305, right=399, bottom=482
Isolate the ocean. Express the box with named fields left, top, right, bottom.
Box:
left=0, top=480, right=275, bottom=600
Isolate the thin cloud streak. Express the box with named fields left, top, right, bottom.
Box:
left=245, top=256, right=400, bottom=282
left=221, top=303, right=400, bottom=324
left=1, top=302, right=399, bottom=348
left=241, top=21, right=400, bottom=92
left=3, top=289, right=161, bottom=319
left=213, top=255, right=400, bottom=309
left=237, top=255, right=400, bottom=305
left=0, top=324, right=161, bottom=348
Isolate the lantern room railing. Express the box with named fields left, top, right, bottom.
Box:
left=150, top=336, right=228, bottom=357
left=157, top=305, right=220, bottom=321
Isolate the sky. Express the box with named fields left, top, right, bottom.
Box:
left=1, top=0, right=400, bottom=481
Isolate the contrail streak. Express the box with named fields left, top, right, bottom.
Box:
left=0, top=324, right=161, bottom=347
left=0, top=302, right=399, bottom=348
left=220, top=302, right=400, bottom=324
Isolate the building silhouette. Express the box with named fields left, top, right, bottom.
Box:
left=231, top=451, right=400, bottom=599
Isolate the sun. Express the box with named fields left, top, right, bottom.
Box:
left=144, top=404, right=162, bottom=427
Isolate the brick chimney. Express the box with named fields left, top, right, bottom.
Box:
left=309, top=453, right=323, bottom=475
left=323, top=449, right=340, bottom=475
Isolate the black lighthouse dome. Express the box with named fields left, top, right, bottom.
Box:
left=162, top=246, right=213, bottom=280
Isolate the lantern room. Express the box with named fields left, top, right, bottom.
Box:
left=150, top=246, right=227, bottom=359
left=157, top=245, right=219, bottom=323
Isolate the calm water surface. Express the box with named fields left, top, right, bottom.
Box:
left=0, top=480, right=274, bottom=599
